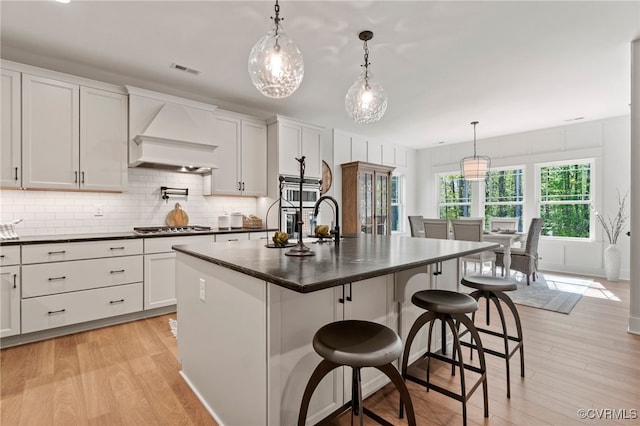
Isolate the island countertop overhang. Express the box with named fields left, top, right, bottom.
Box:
left=173, top=235, right=499, bottom=293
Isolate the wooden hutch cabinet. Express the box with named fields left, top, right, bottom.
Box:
left=341, top=161, right=395, bottom=236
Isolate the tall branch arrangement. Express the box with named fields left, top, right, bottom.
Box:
left=591, top=190, right=629, bottom=244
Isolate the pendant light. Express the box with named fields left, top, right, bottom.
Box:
left=248, top=0, right=304, bottom=98
left=461, top=121, right=491, bottom=181
left=345, top=30, right=387, bottom=124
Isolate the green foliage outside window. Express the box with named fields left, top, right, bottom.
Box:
left=484, top=168, right=524, bottom=231
left=539, top=163, right=591, bottom=238
left=439, top=174, right=471, bottom=219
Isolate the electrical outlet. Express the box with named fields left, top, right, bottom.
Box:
left=199, top=278, right=206, bottom=302
left=93, top=205, right=104, bottom=217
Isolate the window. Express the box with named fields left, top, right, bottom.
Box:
left=438, top=173, right=471, bottom=219
left=484, top=167, right=524, bottom=231
left=390, top=174, right=404, bottom=232
left=538, top=160, right=592, bottom=238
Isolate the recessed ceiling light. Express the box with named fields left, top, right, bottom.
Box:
left=55, top=0, right=70, bottom=3
left=170, top=63, right=201, bottom=76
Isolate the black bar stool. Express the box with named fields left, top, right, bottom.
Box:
left=400, top=289, right=488, bottom=426
left=460, top=275, right=524, bottom=398
left=298, top=320, right=416, bottom=426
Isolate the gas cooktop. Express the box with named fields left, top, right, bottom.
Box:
left=133, top=226, right=212, bottom=235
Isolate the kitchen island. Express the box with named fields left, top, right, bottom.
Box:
left=173, top=235, right=498, bottom=425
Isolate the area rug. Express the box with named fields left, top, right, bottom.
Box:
left=507, top=273, right=593, bottom=314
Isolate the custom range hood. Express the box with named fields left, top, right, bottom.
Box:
left=127, top=86, right=218, bottom=174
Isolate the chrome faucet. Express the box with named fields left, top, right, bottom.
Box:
left=313, top=195, right=340, bottom=245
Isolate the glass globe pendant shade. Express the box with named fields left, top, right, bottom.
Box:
left=248, top=22, right=304, bottom=99
left=345, top=69, right=388, bottom=124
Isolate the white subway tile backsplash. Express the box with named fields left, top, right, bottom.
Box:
left=0, top=168, right=259, bottom=236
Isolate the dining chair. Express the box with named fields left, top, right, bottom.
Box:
left=408, top=216, right=425, bottom=237
left=495, top=218, right=543, bottom=285
left=489, top=217, right=518, bottom=232
left=422, top=218, right=449, bottom=239
left=451, top=219, right=496, bottom=276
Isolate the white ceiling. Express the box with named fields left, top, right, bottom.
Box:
left=2, top=1, right=639, bottom=149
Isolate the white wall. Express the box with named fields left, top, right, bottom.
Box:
left=331, top=129, right=416, bottom=236
left=416, top=116, right=631, bottom=279
left=0, top=168, right=257, bottom=235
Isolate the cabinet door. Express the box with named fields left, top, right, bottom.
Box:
left=359, top=171, right=374, bottom=234
left=0, top=266, right=20, bottom=337
left=22, top=74, right=80, bottom=190
left=301, top=126, right=322, bottom=179
left=375, top=172, right=389, bottom=235
left=343, top=276, right=396, bottom=400
left=80, top=87, right=128, bottom=191
left=1, top=69, right=21, bottom=188
left=278, top=122, right=301, bottom=176
left=143, top=252, right=177, bottom=309
left=268, top=284, right=344, bottom=425
left=210, top=115, right=241, bottom=195
left=241, top=120, right=267, bottom=196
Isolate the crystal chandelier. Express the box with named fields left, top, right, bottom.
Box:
left=248, top=0, right=304, bottom=98
left=461, top=121, right=491, bottom=181
left=345, top=30, right=387, bottom=124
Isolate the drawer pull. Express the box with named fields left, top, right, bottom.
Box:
left=13, top=274, right=16, bottom=289
left=109, top=299, right=125, bottom=304
left=0, top=255, right=5, bottom=258
left=110, top=247, right=125, bottom=251
left=110, top=269, right=125, bottom=274
left=48, top=308, right=66, bottom=315
left=48, top=276, right=66, bottom=281
left=227, top=239, right=239, bottom=242
left=48, top=250, right=66, bottom=255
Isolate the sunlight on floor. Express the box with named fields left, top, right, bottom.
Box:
left=541, top=272, right=621, bottom=302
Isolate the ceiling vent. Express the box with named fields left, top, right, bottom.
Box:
left=171, top=62, right=201, bottom=76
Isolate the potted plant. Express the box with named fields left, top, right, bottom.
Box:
left=592, top=190, right=629, bottom=281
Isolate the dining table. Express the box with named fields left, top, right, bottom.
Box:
left=481, top=231, right=526, bottom=277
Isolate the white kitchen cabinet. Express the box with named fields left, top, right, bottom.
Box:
left=207, top=112, right=267, bottom=196
left=143, top=235, right=213, bottom=309
left=1, top=68, right=22, bottom=188
left=20, top=238, right=144, bottom=334
left=268, top=275, right=395, bottom=425
left=21, top=73, right=127, bottom=191
left=0, top=265, right=20, bottom=338
left=267, top=115, right=323, bottom=198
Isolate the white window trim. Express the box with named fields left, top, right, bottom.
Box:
left=437, top=171, right=472, bottom=218
left=391, top=173, right=405, bottom=234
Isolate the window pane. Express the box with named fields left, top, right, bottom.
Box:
left=540, top=204, right=590, bottom=238
left=439, top=205, right=471, bottom=220
left=484, top=205, right=523, bottom=231
left=540, top=163, right=591, bottom=202
left=485, top=169, right=524, bottom=202
left=440, top=174, right=471, bottom=203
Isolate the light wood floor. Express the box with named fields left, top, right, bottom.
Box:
left=2, top=273, right=639, bottom=425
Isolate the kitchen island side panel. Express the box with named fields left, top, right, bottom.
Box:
left=176, top=252, right=268, bottom=426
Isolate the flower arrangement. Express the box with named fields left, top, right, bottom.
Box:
left=591, top=190, right=629, bottom=245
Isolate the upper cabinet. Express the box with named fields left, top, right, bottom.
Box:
left=1, top=68, right=21, bottom=189
left=13, top=63, right=128, bottom=192
left=267, top=115, right=323, bottom=197
left=205, top=111, right=267, bottom=196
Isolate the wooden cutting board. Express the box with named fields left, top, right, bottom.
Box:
left=166, top=202, right=189, bottom=226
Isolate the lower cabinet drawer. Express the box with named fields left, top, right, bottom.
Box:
left=21, top=282, right=143, bottom=334
left=22, top=255, right=143, bottom=298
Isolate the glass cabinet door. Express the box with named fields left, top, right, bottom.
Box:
left=375, top=173, right=389, bottom=235
left=359, top=171, right=373, bottom=234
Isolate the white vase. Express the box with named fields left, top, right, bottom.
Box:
left=604, top=243, right=621, bottom=282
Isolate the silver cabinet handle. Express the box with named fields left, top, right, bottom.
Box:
left=48, top=276, right=66, bottom=281
left=48, top=250, right=66, bottom=255
left=48, top=309, right=66, bottom=315
left=110, top=269, right=125, bottom=274
left=109, top=299, right=125, bottom=304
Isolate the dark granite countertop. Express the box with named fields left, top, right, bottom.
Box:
left=173, top=235, right=500, bottom=293
left=0, top=227, right=277, bottom=246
